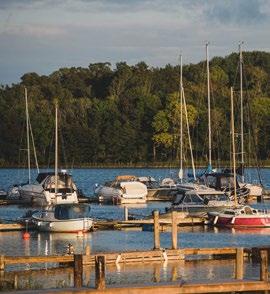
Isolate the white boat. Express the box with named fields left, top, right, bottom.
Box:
left=169, top=189, right=234, bottom=217
left=95, top=175, right=147, bottom=204
left=239, top=182, right=263, bottom=197
left=136, top=176, right=177, bottom=201
left=32, top=203, right=93, bottom=232
left=19, top=171, right=79, bottom=206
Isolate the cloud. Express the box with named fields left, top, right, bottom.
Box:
left=204, top=0, right=269, bottom=25
left=0, top=0, right=269, bottom=84
left=2, top=24, right=66, bottom=38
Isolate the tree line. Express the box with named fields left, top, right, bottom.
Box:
left=0, top=51, right=270, bottom=168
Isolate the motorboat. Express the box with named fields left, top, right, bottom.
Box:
left=136, top=176, right=177, bottom=201
left=168, top=189, right=234, bottom=217
left=31, top=203, right=93, bottom=232
left=199, top=172, right=250, bottom=204
left=19, top=171, right=79, bottom=206
left=208, top=206, right=270, bottom=228
left=94, top=175, right=147, bottom=204
left=239, top=182, right=263, bottom=198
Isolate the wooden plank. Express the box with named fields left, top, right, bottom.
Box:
left=183, top=247, right=237, bottom=255
left=0, top=223, right=34, bottom=231
left=5, top=255, right=74, bottom=265
left=6, top=280, right=270, bottom=293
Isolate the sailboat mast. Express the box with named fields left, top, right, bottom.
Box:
left=55, top=103, right=58, bottom=196
left=206, top=42, right=212, bottom=169
left=239, top=42, right=244, bottom=182
left=182, top=89, right=196, bottom=180
left=179, top=54, right=183, bottom=183
left=231, top=87, right=237, bottom=207
left=24, top=87, right=31, bottom=184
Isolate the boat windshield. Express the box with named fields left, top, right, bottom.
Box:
left=202, top=194, right=228, bottom=201
left=54, top=205, right=90, bottom=220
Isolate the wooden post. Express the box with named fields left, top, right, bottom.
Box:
left=124, top=206, right=128, bottom=221
left=14, top=274, right=18, bottom=290
left=153, top=264, right=160, bottom=283
left=171, top=211, right=178, bottom=249
left=74, top=254, right=83, bottom=288
left=95, top=255, right=106, bottom=290
left=235, top=248, right=244, bottom=279
left=260, top=249, right=268, bottom=282
left=85, top=245, right=91, bottom=256
left=0, top=255, right=4, bottom=271
left=153, top=210, right=160, bottom=250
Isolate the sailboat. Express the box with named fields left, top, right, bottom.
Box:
left=191, top=44, right=250, bottom=203
left=208, top=88, right=270, bottom=228
left=31, top=104, right=93, bottom=232
left=236, top=42, right=263, bottom=198
left=19, top=100, right=79, bottom=206
left=176, top=48, right=222, bottom=194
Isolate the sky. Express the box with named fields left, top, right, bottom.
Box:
left=0, top=0, right=269, bottom=84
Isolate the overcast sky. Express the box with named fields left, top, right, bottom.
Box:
left=0, top=0, right=269, bottom=84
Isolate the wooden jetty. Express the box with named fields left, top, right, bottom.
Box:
left=1, top=247, right=270, bottom=293
left=1, top=216, right=270, bottom=293
left=0, top=209, right=206, bottom=232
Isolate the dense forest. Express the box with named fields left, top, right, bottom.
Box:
left=0, top=51, right=270, bottom=168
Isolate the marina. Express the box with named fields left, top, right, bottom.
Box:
left=0, top=167, right=270, bottom=292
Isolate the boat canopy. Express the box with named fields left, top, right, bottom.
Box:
left=54, top=204, right=90, bottom=220
left=37, top=172, right=77, bottom=192
left=115, top=175, right=136, bottom=181
left=203, top=172, right=240, bottom=190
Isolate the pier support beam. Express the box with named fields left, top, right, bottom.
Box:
left=74, top=254, right=83, bottom=288
left=153, top=210, right=160, bottom=250
left=235, top=248, right=244, bottom=279
left=171, top=211, right=178, bottom=249
left=85, top=245, right=91, bottom=256
left=260, top=249, right=268, bottom=282
left=124, top=207, right=128, bottom=221
left=95, top=255, right=106, bottom=290
left=0, top=255, right=4, bottom=271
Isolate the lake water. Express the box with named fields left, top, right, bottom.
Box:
left=0, top=168, right=270, bottom=290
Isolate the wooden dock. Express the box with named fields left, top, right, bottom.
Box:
left=1, top=247, right=269, bottom=293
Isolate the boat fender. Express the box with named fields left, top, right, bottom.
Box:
left=162, top=249, right=168, bottom=262
left=231, top=217, right=235, bottom=224
left=213, top=216, right=219, bottom=225
left=115, top=254, right=122, bottom=264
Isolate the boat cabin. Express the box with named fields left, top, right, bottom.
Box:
left=201, top=172, right=240, bottom=191
left=36, top=172, right=77, bottom=194
left=173, top=190, right=230, bottom=206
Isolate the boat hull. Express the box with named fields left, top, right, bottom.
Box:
left=170, top=205, right=232, bottom=218
left=209, top=213, right=270, bottom=228
left=32, top=216, right=93, bottom=232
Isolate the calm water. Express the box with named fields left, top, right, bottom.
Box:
left=0, top=168, right=270, bottom=290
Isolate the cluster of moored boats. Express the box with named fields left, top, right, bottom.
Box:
left=3, top=166, right=267, bottom=232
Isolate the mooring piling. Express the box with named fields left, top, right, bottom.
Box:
left=95, top=255, right=106, bottom=290
left=171, top=211, right=178, bottom=249
left=153, top=210, right=160, bottom=250
left=73, top=254, right=83, bottom=288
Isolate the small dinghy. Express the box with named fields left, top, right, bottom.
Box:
left=32, top=203, right=93, bottom=232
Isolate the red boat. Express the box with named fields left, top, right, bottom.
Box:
left=208, top=206, right=270, bottom=228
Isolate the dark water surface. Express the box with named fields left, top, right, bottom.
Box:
left=0, top=168, right=270, bottom=290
